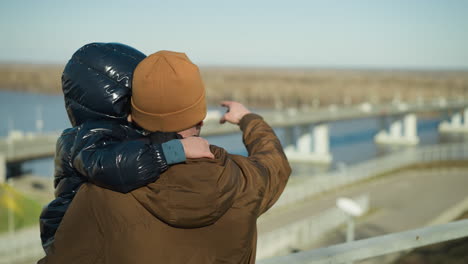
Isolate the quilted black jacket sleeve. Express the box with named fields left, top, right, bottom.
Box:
left=71, top=121, right=172, bottom=193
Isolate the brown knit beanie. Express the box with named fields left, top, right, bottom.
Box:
left=131, top=51, right=206, bottom=132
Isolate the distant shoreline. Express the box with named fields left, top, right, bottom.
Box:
left=1, top=64, right=467, bottom=108
left=0, top=87, right=62, bottom=95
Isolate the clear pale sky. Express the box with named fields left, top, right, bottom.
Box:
left=1, top=0, right=467, bottom=69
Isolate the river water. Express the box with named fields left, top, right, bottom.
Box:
left=0, top=90, right=465, bottom=178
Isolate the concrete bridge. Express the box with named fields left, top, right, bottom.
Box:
left=1, top=99, right=468, bottom=182
left=203, top=99, right=468, bottom=163
left=0, top=131, right=58, bottom=182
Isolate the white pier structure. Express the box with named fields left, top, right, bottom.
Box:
left=439, top=107, right=468, bottom=133
left=283, top=124, right=332, bottom=164
left=374, top=113, right=419, bottom=145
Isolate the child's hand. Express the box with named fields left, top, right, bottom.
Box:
left=180, top=137, right=215, bottom=159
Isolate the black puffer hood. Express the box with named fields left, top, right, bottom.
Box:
left=62, top=43, right=146, bottom=126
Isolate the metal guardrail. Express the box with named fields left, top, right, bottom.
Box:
left=257, top=195, right=369, bottom=259
left=258, top=219, right=468, bottom=264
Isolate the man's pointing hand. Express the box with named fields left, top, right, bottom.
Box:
left=220, top=101, right=251, bottom=125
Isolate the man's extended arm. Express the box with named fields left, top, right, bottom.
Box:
left=221, top=101, right=292, bottom=215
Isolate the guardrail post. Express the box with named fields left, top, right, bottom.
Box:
left=346, top=216, right=355, bottom=264
left=346, top=216, right=355, bottom=243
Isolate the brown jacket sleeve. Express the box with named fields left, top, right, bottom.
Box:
left=229, top=113, right=292, bottom=215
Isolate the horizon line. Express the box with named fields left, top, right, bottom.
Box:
left=1, top=60, right=467, bottom=72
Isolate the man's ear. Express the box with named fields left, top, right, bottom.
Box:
left=127, top=114, right=132, bottom=122
left=196, top=121, right=204, bottom=129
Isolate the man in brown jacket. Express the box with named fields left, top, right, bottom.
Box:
left=39, top=51, right=291, bottom=264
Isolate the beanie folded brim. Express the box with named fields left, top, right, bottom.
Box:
left=131, top=94, right=207, bottom=132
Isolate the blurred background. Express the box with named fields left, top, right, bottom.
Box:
left=0, top=1, right=467, bottom=263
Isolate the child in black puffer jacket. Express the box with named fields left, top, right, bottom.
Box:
left=39, top=43, right=211, bottom=253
